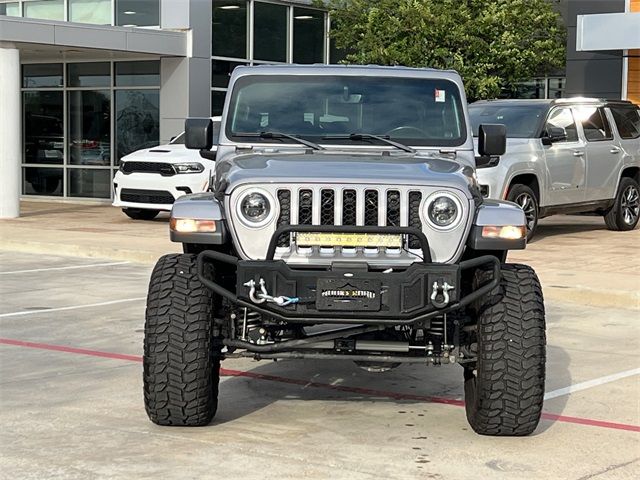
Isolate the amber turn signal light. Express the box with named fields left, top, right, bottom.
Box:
left=170, top=218, right=217, bottom=233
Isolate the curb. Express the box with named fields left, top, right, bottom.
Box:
left=1, top=239, right=638, bottom=311
left=0, top=239, right=173, bottom=265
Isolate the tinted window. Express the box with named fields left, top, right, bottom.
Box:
left=468, top=104, right=546, bottom=138
left=116, top=0, right=159, bottom=27
left=212, top=60, right=245, bottom=88
left=23, top=64, right=63, bottom=88
left=545, top=107, right=578, bottom=143
left=576, top=107, right=612, bottom=142
left=115, top=90, right=160, bottom=162
left=68, top=62, right=110, bottom=87
left=227, top=75, right=467, bottom=147
left=254, top=2, right=287, bottom=62
left=115, top=61, right=160, bottom=87
left=23, top=91, right=64, bottom=164
left=212, top=1, right=247, bottom=59
left=610, top=107, right=640, bottom=139
left=293, top=8, right=325, bottom=64
left=68, top=90, right=111, bottom=166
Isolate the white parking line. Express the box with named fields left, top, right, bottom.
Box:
left=0, top=261, right=130, bottom=275
left=544, top=367, right=640, bottom=400
left=0, top=297, right=146, bottom=319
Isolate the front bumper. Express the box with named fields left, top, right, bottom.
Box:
left=197, top=225, right=500, bottom=326
left=112, top=171, right=210, bottom=210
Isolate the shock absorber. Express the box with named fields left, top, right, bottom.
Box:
left=240, top=308, right=262, bottom=341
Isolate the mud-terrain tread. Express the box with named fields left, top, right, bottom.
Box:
left=143, top=254, right=219, bottom=426
left=465, top=264, right=546, bottom=436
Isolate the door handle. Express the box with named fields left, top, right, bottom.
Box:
left=610, top=146, right=621, bottom=154
left=573, top=150, right=584, bottom=157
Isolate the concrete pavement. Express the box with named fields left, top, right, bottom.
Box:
left=0, top=251, right=638, bottom=480
left=1, top=200, right=638, bottom=309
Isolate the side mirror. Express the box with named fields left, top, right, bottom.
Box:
left=541, top=126, right=567, bottom=146
left=478, top=123, right=507, bottom=157
left=185, top=118, right=214, bottom=150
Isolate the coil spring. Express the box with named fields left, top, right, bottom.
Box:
left=429, top=317, right=445, bottom=337
left=240, top=308, right=262, bottom=340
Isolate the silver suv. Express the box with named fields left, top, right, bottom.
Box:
left=143, top=65, right=546, bottom=436
left=470, top=99, right=640, bottom=239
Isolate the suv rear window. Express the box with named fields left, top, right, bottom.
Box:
left=610, top=106, right=640, bottom=139
left=576, top=107, right=613, bottom=142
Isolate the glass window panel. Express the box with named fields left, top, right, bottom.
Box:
left=23, top=0, right=64, bottom=20
left=116, top=0, right=159, bottom=27
left=576, top=107, right=613, bottom=142
left=115, top=89, right=160, bottom=162
left=253, top=2, right=287, bottom=62
left=68, top=90, right=111, bottom=166
left=23, top=63, right=63, bottom=88
left=293, top=8, right=325, bottom=64
left=68, top=62, right=110, bottom=87
left=69, top=0, right=111, bottom=25
left=211, top=90, right=226, bottom=116
left=115, top=61, right=160, bottom=87
left=23, top=167, right=63, bottom=196
left=23, top=91, right=64, bottom=164
left=511, top=78, right=545, bottom=99
left=211, top=60, right=245, bottom=88
left=610, top=107, right=640, bottom=139
left=68, top=169, right=111, bottom=198
left=545, top=107, right=578, bottom=143
left=212, top=1, right=247, bottom=59
left=548, top=77, right=565, bottom=99
left=0, top=2, right=20, bottom=16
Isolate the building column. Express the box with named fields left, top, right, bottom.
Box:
left=0, top=43, right=21, bottom=218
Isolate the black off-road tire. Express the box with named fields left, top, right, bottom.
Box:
left=123, top=208, right=160, bottom=221
left=506, top=184, right=539, bottom=241
left=464, top=264, right=546, bottom=436
left=604, top=177, right=640, bottom=231
left=143, top=254, right=220, bottom=426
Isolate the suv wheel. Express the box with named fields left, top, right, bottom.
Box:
left=506, top=185, right=538, bottom=240
left=123, top=208, right=160, bottom=221
left=604, top=177, right=640, bottom=231
left=463, top=264, right=546, bottom=436
left=144, top=254, right=220, bottom=426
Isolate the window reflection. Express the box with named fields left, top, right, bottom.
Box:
left=24, top=91, right=64, bottom=165
left=23, top=167, right=63, bottom=196
left=68, top=62, right=110, bottom=87
left=212, top=0, right=247, bottom=59
left=254, top=2, right=287, bottom=62
left=115, top=61, right=160, bottom=87
left=68, top=90, right=111, bottom=165
left=212, top=60, right=245, bottom=88
left=23, top=64, right=63, bottom=88
left=0, top=2, right=20, bottom=16
left=23, top=0, right=64, bottom=20
left=116, top=0, right=159, bottom=27
left=68, top=169, right=111, bottom=198
left=293, top=8, right=325, bottom=64
left=211, top=90, right=226, bottom=116
left=115, top=90, right=160, bottom=162
left=69, top=0, right=111, bottom=24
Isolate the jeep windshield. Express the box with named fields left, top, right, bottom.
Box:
left=226, top=75, right=467, bottom=147
left=469, top=103, right=547, bottom=138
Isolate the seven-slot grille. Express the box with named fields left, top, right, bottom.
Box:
left=120, top=161, right=176, bottom=176
left=275, top=187, right=424, bottom=249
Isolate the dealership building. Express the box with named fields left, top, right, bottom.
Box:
left=0, top=0, right=639, bottom=218
left=0, top=0, right=331, bottom=217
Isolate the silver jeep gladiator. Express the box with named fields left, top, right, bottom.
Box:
left=143, top=65, right=546, bottom=436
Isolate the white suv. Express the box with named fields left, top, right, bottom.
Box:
left=113, top=117, right=221, bottom=220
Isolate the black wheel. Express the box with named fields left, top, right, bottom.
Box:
left=123, top=208, right=160, bottom=221
left=604, top=177, right=640, bottom=231
left=143, top=254, right=220, bottom=426
left=463, top=264, right=546, bottom=436
left=506, top=184, right=538, bottom=241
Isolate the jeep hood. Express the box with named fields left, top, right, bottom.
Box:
left=218, top=152, right=475, bottom=193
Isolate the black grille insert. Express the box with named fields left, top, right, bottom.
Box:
left=298, top=189, right=313, bottom=225
left=276, top=190, right=291, bottom=247
left=408, top=191, right=423, bottom=249
left=342, top=189, right=357, bottom=226
left=364, top=190, right=379, bottom=226
left=386, top=190, right=401, bottom=226
left=120, top=188, right=175, bottom=205
left=120, top=162, right=175, bottom=176
left=320, top=189, right=335, bottom=225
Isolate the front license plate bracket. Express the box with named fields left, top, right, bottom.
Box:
left=316, top=278, right=382, bottom=311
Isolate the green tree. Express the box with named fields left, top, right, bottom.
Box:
left=320, top=0, right=565, bottom=100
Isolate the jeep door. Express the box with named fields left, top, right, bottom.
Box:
left=574, top=106, right=620, bottom=201
left=542, top=106, right=586, bottom=205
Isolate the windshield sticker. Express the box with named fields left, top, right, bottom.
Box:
left=435, top=89, right=446, bottom=103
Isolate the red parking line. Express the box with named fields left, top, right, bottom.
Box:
left=2, top=337, right=639, bottom=433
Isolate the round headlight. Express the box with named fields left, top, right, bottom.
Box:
left=425, top=193, right=461, bottom=229
left=240, top=191, right=271, bottom=225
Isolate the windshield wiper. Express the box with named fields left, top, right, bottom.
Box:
left=322, top=133, right=416, bottom=154
left=235, top=131, right=324, bottom=151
